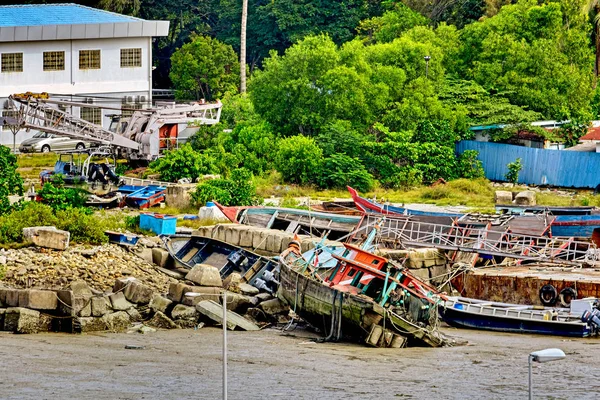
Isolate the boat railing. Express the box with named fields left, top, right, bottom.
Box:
left=354, top=214, right=599, bottom=265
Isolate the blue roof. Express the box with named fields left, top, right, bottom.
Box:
left=0, top=3, right=140, bottom=27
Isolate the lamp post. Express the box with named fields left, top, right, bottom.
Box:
left=424, top=55, right=431, bottom=78
left=528, top=348, right=565, bottom=400
left=223, top=291, right=228, bottom=400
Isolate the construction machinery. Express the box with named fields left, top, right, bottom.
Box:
left=6, top=92, right=222, bottom=162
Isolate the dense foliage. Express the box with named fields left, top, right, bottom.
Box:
left=37, top=181, right=89, bottom=211
left=0, top=145, right=23, bottom=215
left=191, top=168, right=260, bottom=206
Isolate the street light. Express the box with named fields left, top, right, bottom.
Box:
left=424, top=55, right=431, bottom=78
left=528, top=348, right=565, bottom=400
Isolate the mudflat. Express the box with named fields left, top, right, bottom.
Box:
left=0, top=326, right=597, bottom=399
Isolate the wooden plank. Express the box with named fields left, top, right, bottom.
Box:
left=196, top=300, right=259, bottom=331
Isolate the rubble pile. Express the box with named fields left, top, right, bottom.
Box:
left=0, top=242, right=173, bottom=292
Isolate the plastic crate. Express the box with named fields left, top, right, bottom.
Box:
left=139, top=213, right=177, bottom=235
left=105, top=231, right=139, bottom=246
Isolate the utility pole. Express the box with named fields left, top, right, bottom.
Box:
left=240, top=0, right=248, bottom=93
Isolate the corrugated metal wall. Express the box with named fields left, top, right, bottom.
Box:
left=456, top=140, right=600, bottom=188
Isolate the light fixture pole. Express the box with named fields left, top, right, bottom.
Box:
left=528, top=348, right=565, bottom=400
left=424, top=55, right=431, bottom=79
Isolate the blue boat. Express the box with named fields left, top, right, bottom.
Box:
left=551, top=215, right=600, bottom=238
left=440, top=297, right=596, bottom=338
left=125, top=185, right=166, bottom=209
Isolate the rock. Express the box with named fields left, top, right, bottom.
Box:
left=4, top=307, right=40, bottom=334
left=108, top=292, right=134, bottom=311
left=76, top=317, right=109, bottom=333
left=105, top=311, right=130, bottom=332
left=259, top=298, right=288, bottom=316
left=151, top=248, right=171, bottom=268
left=170, top=304, right=198, bottom=328
left=18, top=289, right=58, bottom=310
left=185, top=264, right=223, bottom=287
left=515, top=191, right=536, bottom=206
left=237, top=283, right=259, bottom=296
left=22, top=226, right=70, bottom=250
left=0, top=255, right=6, bottom=265
left=149, top=295, right=173, bottom=314
left=126, top=307, right=142, bottom=322
left=167, top=282, right=187, bottom=302
left=71, top=281, right=93, bottom=298
left=91, top=296, right=111, bottom=317
left=135, top=248, right=154, bottom=263
left=116, top=278, right=155, bottom=305
left=246, top=307, right=267, bottom=323
left=254, top=292, right=274, bottom=303
left=494, top=190, right=513, bottom=205
left=138, top=325, right=156, bottom=334
left=56, top=290, right=91, bottom=317
left=224, top=292, right=253, bottom=313
left=147, top=311, right=179, bottom=329
left=223, top=273, right=242, bottom=289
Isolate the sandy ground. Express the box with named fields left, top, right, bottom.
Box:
left=1, top=326, right=599, bottom=400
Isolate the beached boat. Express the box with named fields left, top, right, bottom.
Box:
left=214, top=202, right=362, bottom=241
left=124, top=185, right=166, bottom=209
left=163, top=235, right=279, bottom=294
left=310, top=201, right=362, bottom=215
left=278, top=229, right=447, bottom=347
left=347, top=186, right=463, bottom=218
left=439, top=296, right=598, bottom=337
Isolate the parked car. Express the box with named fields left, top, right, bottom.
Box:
left=19, top=132, right=93, bottom=153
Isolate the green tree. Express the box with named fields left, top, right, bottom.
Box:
left=318, top=154, right=374, bottom=192
left=170, top=34, right=240, bottom=100
left=150, top=143, right=218, bottom=182
left=274, top=135, right=322, bottom=184
left=191, top=168, right=259, bottom=206
left=0, top=145, right=23, bottom=215
left=357, top=3, right=428, bottom=44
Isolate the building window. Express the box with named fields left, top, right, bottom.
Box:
left=43, top=51, right=65, bottom=71
left=79, top=50, right=101, bottom=70
left=80, top=107, right=102, bottom=125
left=120, top=48, right=142, bottom=68
left=121, top=102, right=143, bottom=118
left=1, top=53, right=23, bottom=73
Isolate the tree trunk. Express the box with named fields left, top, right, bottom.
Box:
left=240, top=0, right=248, bottom=93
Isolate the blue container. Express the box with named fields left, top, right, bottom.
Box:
left=139, top=213, right=177, bottom=235
left=105, top=231, right=139, bottom=246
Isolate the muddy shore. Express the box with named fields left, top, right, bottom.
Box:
left=1, top=326, right=598, bottom=399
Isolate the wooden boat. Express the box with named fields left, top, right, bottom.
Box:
left=163, top=235, right=279, bottom=294
left=125, top=185, right=166, bottom=209
left=496, top=204, right=597, bottom=216
left=278, top=232, right=447, bottom=347
left=551, top=215, right=600, bottom=238
left=439, top=296, right=596, bottom=337
left=214, top=202, right=362, bottom=241
left=310, top=201, right=362, bottom=216
left=347, top=186, right=463, bottom=218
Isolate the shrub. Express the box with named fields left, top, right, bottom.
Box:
left=274, top=135, right=322, bottom=185
left=55, top=208, right=108, bottom=244
left=505, top=158, right=523, bottom=184
left=0, top=145, right=24, bottom=215
left=37, top=182, right=88, bottom=210
left=192, top=168, right=259, bottom=206
left=457, top=150, right=485, bottom=179
left=318, top=154, right=374, bottom=192
left=149, top=144, right=218, bottom=182
left=0, top=202, right=58, bottom=244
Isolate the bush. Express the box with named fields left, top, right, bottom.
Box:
left=0, top=202, right=58, bottom=244
left=149, top=144, right=218, bottom=182
left=318, top=154, right=374, bottom=192
left=55, top=208, right=108, bottom=244
left=457, top=150, right=485, bottom=179
left=0, top=145, right=24, bottom=215
left=191, top=168, right=259, bottom=206
left=274, top=135, right=322, bottom=185
left=37, top=182, right=88, bottom=210
left=505, top=158, right=522, bottom=184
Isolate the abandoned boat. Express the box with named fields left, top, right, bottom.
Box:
left=439, top=296, right=600, bottom=337
left=214, top=202, right=362, bottom=241
left=278, top=228, right=447, bottom=348
left=162, top=235, right=279, bottom=294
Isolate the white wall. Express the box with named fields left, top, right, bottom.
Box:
left=0, top=37, right=151, bottom=97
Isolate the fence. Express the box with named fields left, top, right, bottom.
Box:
left=456, top=140, right=600, bottom=188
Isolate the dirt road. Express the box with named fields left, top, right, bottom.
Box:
left=1, top=326, right=598, bottom=399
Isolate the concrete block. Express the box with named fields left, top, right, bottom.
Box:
left=223, top=273, right=242, bottom=290
left=4, top=307, right=40, bottom=334
left=429, top=265, right=450, bottom=285
left=148, top=311, right=179, bottom=329
left=56, top=290, right=91, bottom=317
left=515, top=191, right=536, bottom=206
left=186, top=264, right=223, bottom=287
left=152, top=248, right=171, bottom=268
left=213, top=224, right=227, bottom=242
left=410, top=268, right=430, bottom=282
left=70, top=281, right=93, bottom=298
left=165, top=185, right=194, bottom=209
left=126, top=307, right=142, bottom=322
left=192, top=225, right=214, bottom=238
left=167, top=282, right=187, bottom=303
left=149, top=295, right=173, bottom=314
left=22, top=226, right=70, bottom=250
left=238, top=227, right=254, bottom=248
left=237, top=283, right=259, bottom=296
left=135, top=248, right=154, bottom=264
left=76, top=316, right=109, bottom=333
left=104, top=311, right=130, bottom=332
left=224, top=292, right=253, bottom=313
left=252, top=230, right=269, bottom=252
left=224, top=227, right=241, bottom=246
left=108, top=292, right=133, bottom=311
left=3, top=289, right=21, bottom=307
left=125, top=281, right=155, bottom=304
left=259, top=298, right=288, bottom=316
left=182, top=292, right=221, bottom=306
left=495, top=190, right=513, bottom=205
left=91, top=296, right=111, bottom=317
left=18, top=289, right=58, bottom=310
left=266, top=232, right=283, bottom=254
left=170, top=304, right=198, bottom=328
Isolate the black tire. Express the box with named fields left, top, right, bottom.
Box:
left=41, top=145, right=51, bottom=153
left=539, top=284, right=557, bottom=306
left=75, top=143, right=85, bottom=150
left=559, top=287, right=577, bottom=307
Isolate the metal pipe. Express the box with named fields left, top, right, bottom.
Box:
left=528, top=355, right=533, bottom=400
left=223, top=291, right=228, bottom=400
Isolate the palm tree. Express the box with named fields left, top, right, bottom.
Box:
left=240, top=0, right=248, bottom=93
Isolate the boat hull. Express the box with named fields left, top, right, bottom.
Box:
left=551, top=215, right=600, bottom=238
left=440, top=305, right=591, bottom=338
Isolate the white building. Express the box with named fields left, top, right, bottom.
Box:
left=0, top=3, right=169, bottom=145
